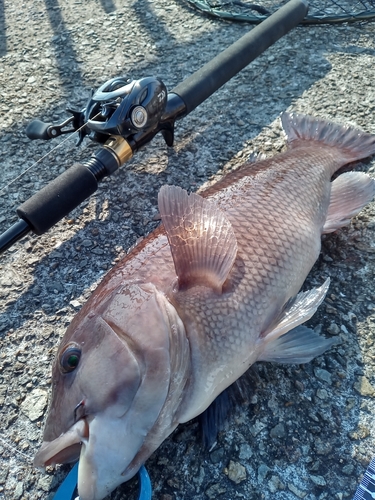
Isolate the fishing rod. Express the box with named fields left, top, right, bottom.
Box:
left=0, top=0, right=308, bottom=254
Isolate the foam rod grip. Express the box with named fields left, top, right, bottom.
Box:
left=17, top=163, right=98, bottom=235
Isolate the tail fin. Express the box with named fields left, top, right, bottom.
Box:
left=281, top=112, right=375, bottom=163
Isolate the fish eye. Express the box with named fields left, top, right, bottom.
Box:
left=60, top=345, right=81, bottom=373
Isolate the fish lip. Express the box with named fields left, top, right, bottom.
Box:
left=34, top=418, right=88, bottom=467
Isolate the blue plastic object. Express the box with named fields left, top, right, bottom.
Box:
left=53, top=462, right=78, bottom=500
left=138, top=464, right=152, bottom=499
left=53, top=462, right=152, bottom=500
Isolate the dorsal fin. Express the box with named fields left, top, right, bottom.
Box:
left=281, top=112, right=375, bottom=163
left=158, top=185, right=237, bottom=292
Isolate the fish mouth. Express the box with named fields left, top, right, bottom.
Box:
left=34, top=418, right=89, bottom=467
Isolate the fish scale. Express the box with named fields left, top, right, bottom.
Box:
left=156, top=145, right=350, bottom=420
left=34, top=113, right=375, bottom=500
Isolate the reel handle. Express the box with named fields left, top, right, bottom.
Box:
left=26, top=115, right=79, bottom=140
left=25, top=120, right=53, bottom=140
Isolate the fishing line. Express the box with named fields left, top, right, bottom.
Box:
left=0, top=435, right=33, bottom=462
left=0, top=114, right=101, bottom=197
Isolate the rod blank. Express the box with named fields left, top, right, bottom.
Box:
left=172, top=0, right=308, bottom=115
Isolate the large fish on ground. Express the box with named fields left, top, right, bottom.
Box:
left=34, top=113, right=375, bottom=499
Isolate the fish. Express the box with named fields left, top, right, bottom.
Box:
left=34, top=113, right=375, bottom=500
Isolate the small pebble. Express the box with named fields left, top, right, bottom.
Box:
left=314, top=438, right=332, bottom=455
left=258, top=463, right=271, bottom=482
left=270, top=422, right=286, bottom=439
left=226, top=460, right=247, bottom=484
left=268, top=475, right=285, bottom=493
left=37, top=475, right=53, bottom=492
left=316, top=388, right=328, bottom=400
left=354, top=376, right=375, bottom=397
left=327, top=322, right=340, bottom=335
left=310, top=474, right=327, bottom=486
left=288, top=483, right=307, bottom=498
left=21, top=388, right=48, bottom=422
left=239, top=443, right=253, bottom=460
left=342, top=464, right=354, bottom=475
left=205, top=483, right=227, bottom=499
left=314, top=368, right=332, bottom=385
left=13, top=482, right=23, bottom=499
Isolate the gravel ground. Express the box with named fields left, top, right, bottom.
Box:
left=1, top=1, right=375, bottom=499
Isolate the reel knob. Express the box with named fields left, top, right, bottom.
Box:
left=131, top=106, right=148, bottom=129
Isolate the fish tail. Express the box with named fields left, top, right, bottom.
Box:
left=281, top=112, right=375, bottom=163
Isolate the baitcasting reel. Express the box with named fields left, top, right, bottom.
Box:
left=83, top=76, right=167, bottom=142
left=25, top=76, right=169, bottom=146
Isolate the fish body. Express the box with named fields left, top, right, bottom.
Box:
left=34, top=113, right=375, bottom=499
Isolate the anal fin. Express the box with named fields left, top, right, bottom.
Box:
left=323, top=172, right=375, bottom=233
left=158, top=185, right=237, bottom=292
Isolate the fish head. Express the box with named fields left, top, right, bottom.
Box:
left=34, top=281, right=189, bottom=500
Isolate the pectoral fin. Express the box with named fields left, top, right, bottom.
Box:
left=323, top=172, right=375, bottom=233
left=259, top=279, right=337, bottom=363
left=259, top=325, right=339, bottom=364
left=263, top=278, right=330, bottom=341
left=158, top=185, right=237, bottom=292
